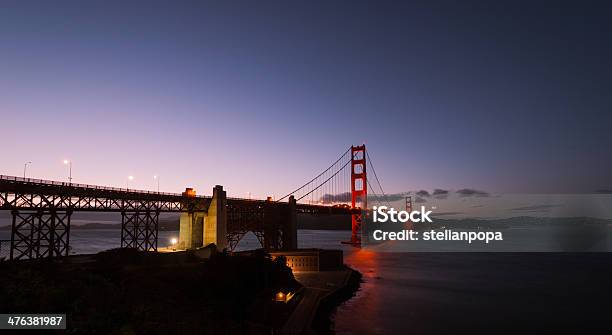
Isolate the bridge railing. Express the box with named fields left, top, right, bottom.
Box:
left=0, top=175, right=208, bottom=198
left=1, top=175, right=352, bottom=209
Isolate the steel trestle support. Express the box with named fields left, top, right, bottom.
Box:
left=120, top=210, right=159, bottom=251
left=9, top=209, right=72, bottom=260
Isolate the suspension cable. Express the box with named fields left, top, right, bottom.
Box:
left=296, top=159, right=352, bottom=202
left=366, top=150, right=389, bottom=202
left=366, top=150, right=393, bottom=207
left=366, top=178, right=384, bottom=206
left=277, top=147, right=351, bottom=202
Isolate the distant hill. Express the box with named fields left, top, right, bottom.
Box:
left=2, top=215, right=610, bottom=232
left=0, top=219, right=180, bottom=231
left=298, top=215, right=612, bottom=231
left=427, top=216, right=612, bottom=229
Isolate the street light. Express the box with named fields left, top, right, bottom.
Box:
left=153, top=175, right=160, bottom=193
left=127, top=175, right=134, bottom=189
left=23, top=161, right=32, bottom=179
left=63, top=160, right=72, bottom=184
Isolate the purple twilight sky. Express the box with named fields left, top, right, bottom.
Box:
left=1, top=1, right=611, bottom=197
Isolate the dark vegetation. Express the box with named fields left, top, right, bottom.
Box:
left=0, top=248, right=300, bottom=334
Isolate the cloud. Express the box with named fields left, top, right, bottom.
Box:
left=432, top=189, right=449, bottom=195
left=416, top=190, right=430, bottom=197
left=596, top=189, right=612, bottom=194
left=326, top=192, right=416, bottom=204
left=432, top=188, right=449, bottom=199
left=456, top=188, right=489, bottom=197
left=509, top=204, right=561, bottom=212
left=431, top=211, right=464, bottom=217
left=414, top=196, right=427, bottom=203
left=371, top=193, right=409, bottom=202
left=320, top=192, right=351, bottom=204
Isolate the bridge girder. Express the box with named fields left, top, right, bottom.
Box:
left=0, top=175, right=353, bottom=259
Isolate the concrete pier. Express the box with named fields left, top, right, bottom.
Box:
left=178, top=185, right=299, bottom=252
left=178, top=185, right=227, bottom=251
left=284, top=196, right=298, bottom=250
left=204, top=185, right=227, bottom=250
left=178, top=212, right=205, bottom=250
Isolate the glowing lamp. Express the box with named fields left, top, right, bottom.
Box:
left=274, top=290, right=294, bottom=303
left=276, top=292, right=285, bottom=302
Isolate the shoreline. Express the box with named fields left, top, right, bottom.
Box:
left=311, top=268, right=362, bottom=334
left=285, top=266, right=362, bottom=334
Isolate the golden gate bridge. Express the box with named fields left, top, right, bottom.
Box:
left=0, top=145, right=393, bottom=260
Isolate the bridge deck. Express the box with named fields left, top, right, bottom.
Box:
left=0, top=175, right=353, bottom=214
left=0, top=174, right=355, bottom=259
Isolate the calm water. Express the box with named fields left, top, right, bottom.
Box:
left=2, top=225, right=610, bottom=254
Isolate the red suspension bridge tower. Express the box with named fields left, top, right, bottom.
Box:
left=349, top=145, right=367, bottom=244
left=278, top=143, right=384, bottom=247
